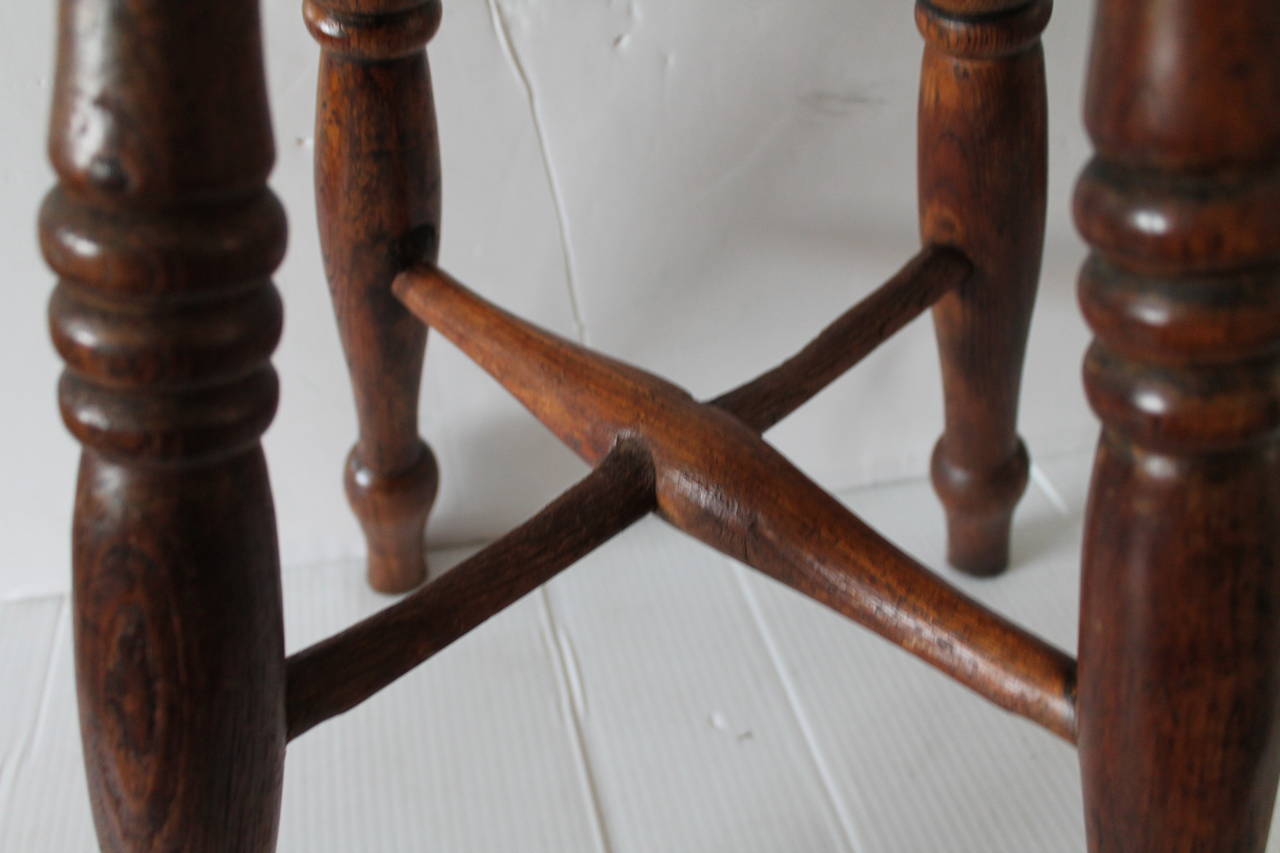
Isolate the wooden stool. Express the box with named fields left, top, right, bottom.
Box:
left=40, top=0, right=1280, bottom=849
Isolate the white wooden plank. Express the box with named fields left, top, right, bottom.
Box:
left=736, top=460, right=1085, bottom=852
left=0, top=596, right=98, bottom=851
left=279, top=550, right=604, bottom=853
left=545, top=518, right=856, bottom=853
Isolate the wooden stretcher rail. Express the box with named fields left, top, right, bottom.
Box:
left=285, top=444, right=655, bottom=740
left=712, top=246, right=972, bottom=432
left=392, top=262, right=1078, bottom=741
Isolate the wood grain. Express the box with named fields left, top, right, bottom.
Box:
left=42, top=0, right=287, bottom=849
left=286, top=443, right=655, bottom=740
left=309, top=0, right=444, bottom=593
left=918, top=0, right=1050, bottom=575
left=394, top=265, right=1078, bottom=741
left=1075, top=1, right=1280, bottom=850
left=38, top=0, right=1280, bottom=847
left=712, top=246, right=970, bottom=433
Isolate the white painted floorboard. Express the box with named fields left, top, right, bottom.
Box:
left=735, top=459, right=1084, bottom=853
left=5, top=449, right=1280, bottom=851
left=544, top=522, right=853, bottom=853
left=278, top=560, right=608, bottom=853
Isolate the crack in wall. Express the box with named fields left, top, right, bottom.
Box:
left=485, top=0, right=590, bottom=345
left=539, top=587, right=615, bottom=853
left=0, top=597, right=66, bottom=819
left=1030, top=462, right=1071, bottom=517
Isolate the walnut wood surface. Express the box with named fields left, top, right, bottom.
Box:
left=1075, top=2, right=1280, bottom=850
left=713, top=246, right=971, bottom=433
left=309, top=0, right=444, bottom=593
left=395, top=266, right=1077, bottom=740
left=286, top=444, right=655, bottom=739
left=918, top=0, right=1049, bottom=576
left=37, top=0, right=1280, bottom=847
left=42, top=1, right=287, bottom=850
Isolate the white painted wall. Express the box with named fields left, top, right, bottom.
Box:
left=0, top=1, right=1097, bottom=598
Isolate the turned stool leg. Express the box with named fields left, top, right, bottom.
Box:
left=917, top=0, right=1050, bottom=575
left=1075, top=1, right=1280, bottom=850
left=43, top=1, right=287, bottom=849
left=307, top=0, right=444, bottom=593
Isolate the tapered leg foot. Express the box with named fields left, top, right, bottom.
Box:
left=931, top=438, right=1028, bottom=576
left=345, top=440, right=439, bottom=593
